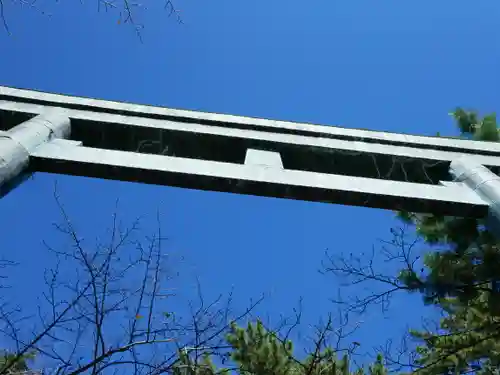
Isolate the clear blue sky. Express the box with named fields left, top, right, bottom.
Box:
left=0, top=0, right=499, bottom=370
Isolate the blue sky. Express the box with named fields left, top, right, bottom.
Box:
left=0, top=0, right=499, bottom=371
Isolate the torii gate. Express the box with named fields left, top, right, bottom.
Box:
left=1, top=86, right=499, bottom=229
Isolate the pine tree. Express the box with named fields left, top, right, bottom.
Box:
left=0, top=351, right=36, bottom=375
left=172, top=320, right=388, bottom=375
left=397, top=108, right=500, bottom=374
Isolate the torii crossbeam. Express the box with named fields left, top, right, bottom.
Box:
left=1, top=85, right=500, bottom=226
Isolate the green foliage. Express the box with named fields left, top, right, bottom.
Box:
left=0, top=351, right=36, bottom=374
left=450, top=108, right=479, bottom=135
left=226, top=321, right=391, bottom=375
left=397, top=108, right=500, bottom=374
left=172, top=350, right=219, bottom=375
left=409, top=295, right=500, bottom=375
left=171, top=321, right=389, bottom=375
left=475, top=114, right=499, bottom=142
left=226, top=320, right=296, bottom=375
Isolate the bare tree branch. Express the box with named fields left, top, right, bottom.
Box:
left=0, top=185, right=263, bottom=375
left=1, top=0, right=183, bottom=38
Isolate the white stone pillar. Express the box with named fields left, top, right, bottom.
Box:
left=0, top=111, right=70, bottom=194
left=450, top=157, right=500, bottom=234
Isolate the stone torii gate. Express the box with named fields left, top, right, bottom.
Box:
left=1, top=85, right=500, bottom=229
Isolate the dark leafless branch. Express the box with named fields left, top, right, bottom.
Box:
left=321, top=224, right=425, bottom=315
left=318, top=223, right=428, bottom=372
left=0, top=185, right=262, bottom=375
left=1, top=0, right=182, bottom=38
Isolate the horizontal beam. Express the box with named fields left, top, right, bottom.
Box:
left=30, top=139, right=489, bottom=217
left=2, top=85, right=500, bottom=156
left=3, top=101, right=500, bottom=180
